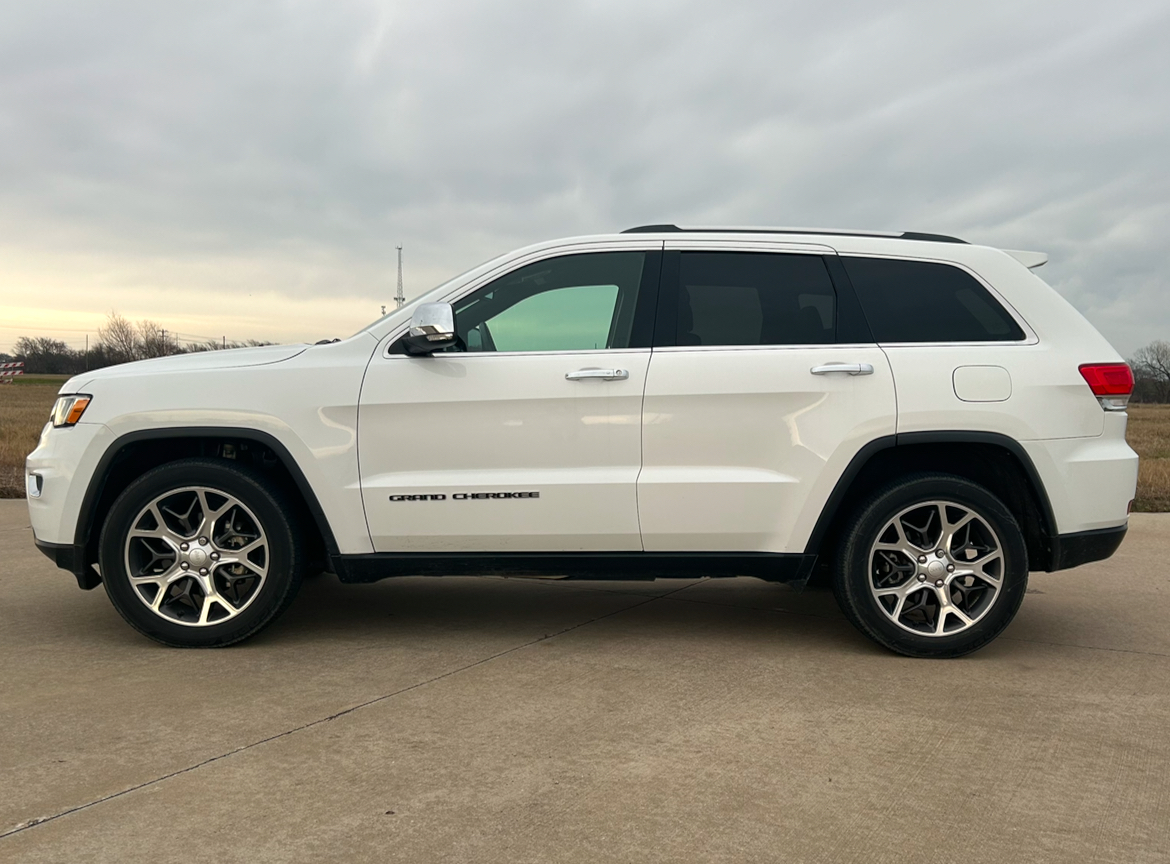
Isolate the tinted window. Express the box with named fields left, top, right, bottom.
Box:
left=842, top=257, right=1025, bottom=343
left=678, top=253, right=835, bottom=346
left=451, top=252, right=645, bottom=352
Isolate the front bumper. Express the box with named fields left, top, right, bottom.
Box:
left=26, top=421, right=110, bottom=545
left=27, top=421, right=111, bottom=590
left=35, top=539, right=102, bottom=589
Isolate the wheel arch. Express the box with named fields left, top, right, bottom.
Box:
left=73, top=427, right=339, bottom=588
left=805, top=432, right=1058, bottom=574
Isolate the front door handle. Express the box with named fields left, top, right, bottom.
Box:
left=810, top=363, right=874, bottom=376
left=566, top=368, right=629, bottom=381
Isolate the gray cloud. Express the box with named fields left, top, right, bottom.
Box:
left=1, top=0, right=1167, bottom=353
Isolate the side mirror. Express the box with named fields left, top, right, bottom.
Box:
left=402, top=303, right=457, bottom=355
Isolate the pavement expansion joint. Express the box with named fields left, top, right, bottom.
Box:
left=0, top=580, right=701, bottom=841
left=999, top=636, right=1170, bottom=659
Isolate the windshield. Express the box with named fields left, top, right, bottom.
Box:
left=350, top=254, right=504, bottom=338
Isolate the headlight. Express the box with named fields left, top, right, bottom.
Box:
left=50, top=394, right=92, bottom=427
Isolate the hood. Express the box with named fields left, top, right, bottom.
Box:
left=62, top=344, right=308, bottom=391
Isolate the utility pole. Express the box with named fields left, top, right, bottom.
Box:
left=85, top=334, right=89, bottom=371
left=395, top=245, right=405, bottom=309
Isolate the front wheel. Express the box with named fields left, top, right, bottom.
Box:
left=832, top=473, right=1028, bottom=658
left=99, top=458, right=304, bottom=647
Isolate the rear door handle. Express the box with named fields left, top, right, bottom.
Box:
left=810, top=363, right=874, bottom=376
left=566, top=368, right=629, bottom=381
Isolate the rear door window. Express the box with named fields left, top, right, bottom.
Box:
left=677, top=252, right=836, bottom=346
left=841, top=257, right=1025, bottom=343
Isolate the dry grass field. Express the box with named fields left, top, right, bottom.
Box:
left=1128, top=403, right=1170, bottom=511
left=0, top=377, right=63, bottom=498
left=2, top=377, right=1168, bottom=510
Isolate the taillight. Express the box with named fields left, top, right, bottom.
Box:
left=1079, top=363, right=1133, bottom=411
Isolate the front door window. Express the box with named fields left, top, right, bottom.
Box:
left=452, top=252, right=646, bottom=353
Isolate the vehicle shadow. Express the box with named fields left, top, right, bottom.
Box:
left=264, top=574, right=875, bottom=654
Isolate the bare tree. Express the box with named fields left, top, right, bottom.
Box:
left=99, top=312, right=141, bottom=364
left=186, top=338, right=274, bottom=352
left=14, top=336, right=75, bottom=374
left=138, top=319, right=170, bottom=358
left=1130, top=340, right=1170, bottom=403
left=10, top=314, right=271, bottom=373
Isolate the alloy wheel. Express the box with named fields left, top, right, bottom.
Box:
left=868, top=500, right=1004, bottom=637
left=122, top=486, right=270, bottom=626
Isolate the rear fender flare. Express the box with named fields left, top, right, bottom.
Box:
left=804, top=431, right=1058, bottom=562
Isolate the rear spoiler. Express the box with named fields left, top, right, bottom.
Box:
left=1003, top=249, right=1048, bottom=269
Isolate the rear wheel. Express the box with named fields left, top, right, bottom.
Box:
left=832, top=473, right=1028, bottom=658
left=99, top=459, right=304, bottom=647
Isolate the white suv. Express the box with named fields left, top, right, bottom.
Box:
left=26, top=226, right=1139, bottom=657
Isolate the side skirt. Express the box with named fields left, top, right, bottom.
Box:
left=332, top=552, right=817, bottom=587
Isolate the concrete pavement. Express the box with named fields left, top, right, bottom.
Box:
left=1, top=498, right=1168, bottom=862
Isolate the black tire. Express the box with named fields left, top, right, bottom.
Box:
left=831, top=473, right=1028, bottom=658
left=99, top=458, right=305, bottom=647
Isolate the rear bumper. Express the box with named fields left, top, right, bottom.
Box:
left=35, top=539, right=102, bottom=590
left=1020, top=416, right=1138, bottom=536
left=1048, top=524, right=1127, bottom=572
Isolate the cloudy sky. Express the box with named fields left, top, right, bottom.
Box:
left=1, top=0, right=1167, bottom=355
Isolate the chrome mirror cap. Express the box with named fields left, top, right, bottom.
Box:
left=403, top=302, right=457, bottom=355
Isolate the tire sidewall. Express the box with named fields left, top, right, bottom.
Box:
left=99, top=459, right=301, bottom=647
left=834, top=474, right=1028, bottom=658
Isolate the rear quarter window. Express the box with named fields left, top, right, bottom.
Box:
left=841, top=257, right=1025, bottom=343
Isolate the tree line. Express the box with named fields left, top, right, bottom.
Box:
left=3, top=315, right=1170, bottom=402
left=1, top=312, right=271, bottom=375
left=1132, top=341, right=1170, bottom=403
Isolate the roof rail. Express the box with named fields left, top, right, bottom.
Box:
left=620, top=224, right=967, bottom=244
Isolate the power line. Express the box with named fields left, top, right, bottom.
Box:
left=0, top=323, right=97, bottom=333
left=2, top=328, right=258, bottom=346
left=0, top=335, right=256, bottom=354
left=0, top=338, right=89, bottom=350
